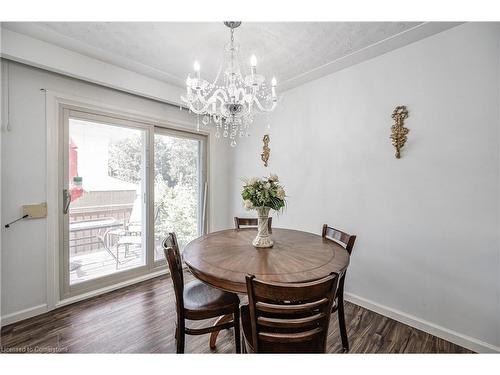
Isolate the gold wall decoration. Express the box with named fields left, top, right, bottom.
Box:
left=390, top=106, right=410, bottom=159
left=261, top=134, right=270, bottom=167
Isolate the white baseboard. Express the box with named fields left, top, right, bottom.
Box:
left=345, top=292, right=500, bottom=353
left=1, top=304, right=48, bottom=327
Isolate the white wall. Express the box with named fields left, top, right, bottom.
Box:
left=229, top=22, right=500, bottom=352
left=0, top=61, right=232, bottom=322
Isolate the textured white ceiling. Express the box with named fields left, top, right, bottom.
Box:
left=3, top=22, right=456, bottom=90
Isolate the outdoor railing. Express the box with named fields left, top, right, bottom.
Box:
left=69, top=203, right=133, bottom=255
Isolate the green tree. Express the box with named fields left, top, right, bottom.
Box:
left=108, top=135, right=142, bottom=184
left=108, top=134, right=200, bottom=248
left=154, top=177, right=198, bottom=248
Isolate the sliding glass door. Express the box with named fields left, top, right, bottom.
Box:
left=61, top=107, right=207, bottom=299
left=153, top=129, right=206, bottom=261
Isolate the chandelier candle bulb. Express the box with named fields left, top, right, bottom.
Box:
left=271, top=77, right=277, bottom=98
left=250, top=55, right=257, bottom=79
left=186, top=76, right=192, bottom=96
left=250, top=55, right=257, bottom=67
left=193, top=61, right=201, bottom=82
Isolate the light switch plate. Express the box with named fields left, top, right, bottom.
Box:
left=23, top=202, right=48, bottom=219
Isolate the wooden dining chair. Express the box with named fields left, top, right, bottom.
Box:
left=234, top=217, right=272, bottom=232
left=322, top=224, right=357, bottom=353
left=163, top=232, right=241, bottom=353
left=240, top=273, right=339, bottom=353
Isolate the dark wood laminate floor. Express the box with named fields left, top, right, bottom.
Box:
left=0, top=273, right=473, bottom=354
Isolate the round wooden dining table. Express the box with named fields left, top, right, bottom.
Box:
left=182, top=227, right=350, bottom=349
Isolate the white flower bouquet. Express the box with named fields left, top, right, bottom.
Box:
left=241, top=174, right=286, bottom=248
left=241, top=173, right=286, bottom=212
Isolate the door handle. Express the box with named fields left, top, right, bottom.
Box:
left=63, top=189, right=72, bottom=214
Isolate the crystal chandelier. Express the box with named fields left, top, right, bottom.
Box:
left=181, top=21, right=278, bottom=147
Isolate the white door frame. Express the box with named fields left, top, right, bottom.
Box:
left=45, top=89, right=210, bottom=310
left=61, top=108, right=155, bottom=299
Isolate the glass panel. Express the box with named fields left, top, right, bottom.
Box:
left=68, top=118, right=146, bottom=285
left=154, top=133, right=201, bottom=260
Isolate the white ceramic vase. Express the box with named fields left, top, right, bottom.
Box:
left=252, top=207, right=274, bottom=248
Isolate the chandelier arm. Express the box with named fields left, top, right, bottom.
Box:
left=195, top=90, right=209, bottom=102
left=183, top=88, right=231, bottom=115
left=252, top=96, right=278, bottom=112
left=210, top=63, right=224, bottom=89
left=182, top=96, right=211, bottom=115
left=211, top=88, right=230, bottom=102
left=188, top=104, right=209, bottom=115
left=234, top=87, right=249, bottom=102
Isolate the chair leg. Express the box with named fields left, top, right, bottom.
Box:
left=115, top=245, right=120, bottom=270
left=337, top=276, right=349, bottom=353
left=234, top=308, right=241, bottom=354
left=176, top=321, right=185, bottom=354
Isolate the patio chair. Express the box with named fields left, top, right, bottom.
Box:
left=99, top=197, right=162, bottom=268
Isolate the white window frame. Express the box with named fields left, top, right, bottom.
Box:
left=45, top=90, right=210, bottom=310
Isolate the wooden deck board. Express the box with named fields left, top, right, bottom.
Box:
left=70, top=247, right=144, bottom=284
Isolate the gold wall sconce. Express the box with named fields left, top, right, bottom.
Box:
left=261, top=134, right=270, bottom=167
left=390, top=105, right=409, bottom=159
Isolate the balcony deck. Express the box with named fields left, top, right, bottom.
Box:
left=70, top=246, right=163, bottom=285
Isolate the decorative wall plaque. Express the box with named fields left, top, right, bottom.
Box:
left=261, top=134, right=270, bottom=167
left=390, top=106, right=410, bottom=159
